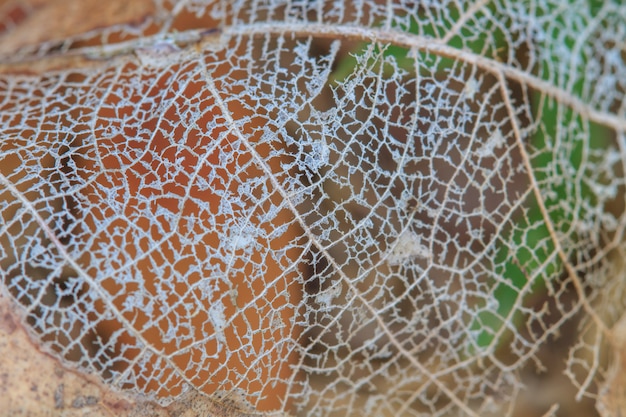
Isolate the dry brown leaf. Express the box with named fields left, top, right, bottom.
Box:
left=0, top=1, right=625, bottom=417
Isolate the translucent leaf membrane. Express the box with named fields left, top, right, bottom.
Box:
left=0, top=1, right=625, bottom=417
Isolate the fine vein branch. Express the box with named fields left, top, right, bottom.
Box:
left=227, top=22, right=625, bottom=133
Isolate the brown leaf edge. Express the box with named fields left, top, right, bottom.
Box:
left=0, top=291, right=272, bottom=417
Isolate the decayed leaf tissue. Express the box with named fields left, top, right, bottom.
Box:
left=0, top=1, right=625, bottom=416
